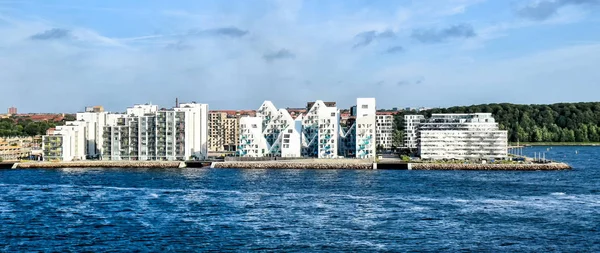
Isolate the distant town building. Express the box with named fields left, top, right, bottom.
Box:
left=7, top=107, right=17, bottom=115
left=376, top=112, right=395, bottom=150
left=407, top=113, right=508, bottom=160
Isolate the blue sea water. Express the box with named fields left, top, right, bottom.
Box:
left=1, top=146, right=599, bottom=252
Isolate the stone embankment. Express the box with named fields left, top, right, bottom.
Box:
left=16, top=161, right=185, bottom=169
left=212, top=161, right=374, bottom=170
left=410, top=163, right=571, bottom=171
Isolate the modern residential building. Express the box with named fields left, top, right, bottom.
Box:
left=7, top=107, right=17, bottom=115
left=302, top=100, right=339, bottom=158
left=376, top=112, right=395, bottom=150
left=404, top=115, right=425, bottom=149
left=237, top=98, right=376, bottom=159
left=0, top=140, right=29, bottom=161
left=42, top=121, right=86, bottom=161
left=102, top=102, right=208, bottom=161
left=238, top=117, right=267, bottom=157
left=76, top=109, right=124, bottom=158
left=355, top=98, right=376, bottom=159
left=40, top=102, right=208, bottom=162
left=208, top=111, right=240, bottom=152
left=127, top=104, right=159, bottom=117
left=409, top=113, right=508, bottom=160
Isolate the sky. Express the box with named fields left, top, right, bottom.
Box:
left=1, top=0, right=600, bottom=113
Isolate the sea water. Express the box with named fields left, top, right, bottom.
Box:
left=1, top=146, right=598, bottom=251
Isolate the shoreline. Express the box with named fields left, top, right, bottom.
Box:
left=509, top=142, right=600, bottom=146
left=2, top=160, right=572, bottom=171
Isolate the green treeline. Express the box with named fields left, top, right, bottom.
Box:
left=0, top=118, right=59, bottom=137
left=393, top=102, right=600, bottom=143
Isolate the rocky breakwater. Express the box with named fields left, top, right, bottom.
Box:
left=212, top=161, right=374, bottom=170
left=410, top=162, right=572, bottom=171
left=16, top=161, right=185, bottom=169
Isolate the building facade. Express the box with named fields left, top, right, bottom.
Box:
left=301, top=100, right=340, bottom=158
left=0, top=140, right=29, bottom=161
left=102, top=103, right=208, bottom=161
left=376, top=112, right=394, bottom=150
left=7, top=107, right=17, bottom=115
left=355, top=98, right=376, bottom=159
left=238, top=117, right=267, bottom=157
left=404, top=115, right=425, bottom=149
left=42, top=122, right=86, bottom=161
left=76, top=110, right=124, bottom=158
left=237, top=98, right=376, bottom=159
left=41, top=102, right=208, bottom=162
left=409, top=113, right=508, bottom=160
left=208, top=111, right=240, bottom=152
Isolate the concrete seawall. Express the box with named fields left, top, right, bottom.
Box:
left=410, top=163, right=571, bottom=171
left=15, top=161, right=185, bottom=169
left=5, top=160, right=571, bottom=171
left=212, top=161, right=374, bottom=170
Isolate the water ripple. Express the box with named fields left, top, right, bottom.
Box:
left=0, top=146, right=599, bottom=251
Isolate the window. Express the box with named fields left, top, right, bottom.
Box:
left=331, top=112, right=335, bottom=117
left=251, top=124, right=257, bottom=128
left=288, top=129, right=293, bottom=133
left=362, top=104, right=368, bottom=109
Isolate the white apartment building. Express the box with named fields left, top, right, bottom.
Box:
left=76, top=110, right=125, bottom=158
left=127, top=104, right=159, bottom=117
left=302, top=101, right=339, bottom=158
left=412, top=113, right=508, bottom=160
left=42, top=122, right=86, bottom=161
left=238, top=117, right=267, bottom=157
left=376, top=113, right=394, bottom=150
left=404, top=115, right=425, bottom=149
left=355, top=98, right=376, bottom=159
left=238, top=101, right=304, bottom=158
left=102, top=103, right=208, bottom=161
left=175, top=103, right=209, bottom=159
left=282, top=117, right=303, bottom=157
left=237, top=98, right=376, bottom=159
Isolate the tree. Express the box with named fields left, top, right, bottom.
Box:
left=392, top=102, right=600, bottom=144
left=392, top=130, right=403, bottom=148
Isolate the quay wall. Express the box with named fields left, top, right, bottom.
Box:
left=410, top=163, right=571, bottom=171
left=5, top=160, right=572, bottom=171
left=16, top=161, right=185, bottom=169
left=212, top=161, right=374, bottom=170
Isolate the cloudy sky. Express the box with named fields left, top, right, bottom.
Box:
left=1, top=0, right=599, bottom=112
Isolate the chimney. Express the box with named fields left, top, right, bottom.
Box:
left=176, top=98, right=179, bottom=108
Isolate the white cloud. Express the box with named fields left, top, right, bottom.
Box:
left=0, top=0, right=598, bottom=113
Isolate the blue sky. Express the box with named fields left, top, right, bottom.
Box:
left=1, top=0, right=599, bottom=112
